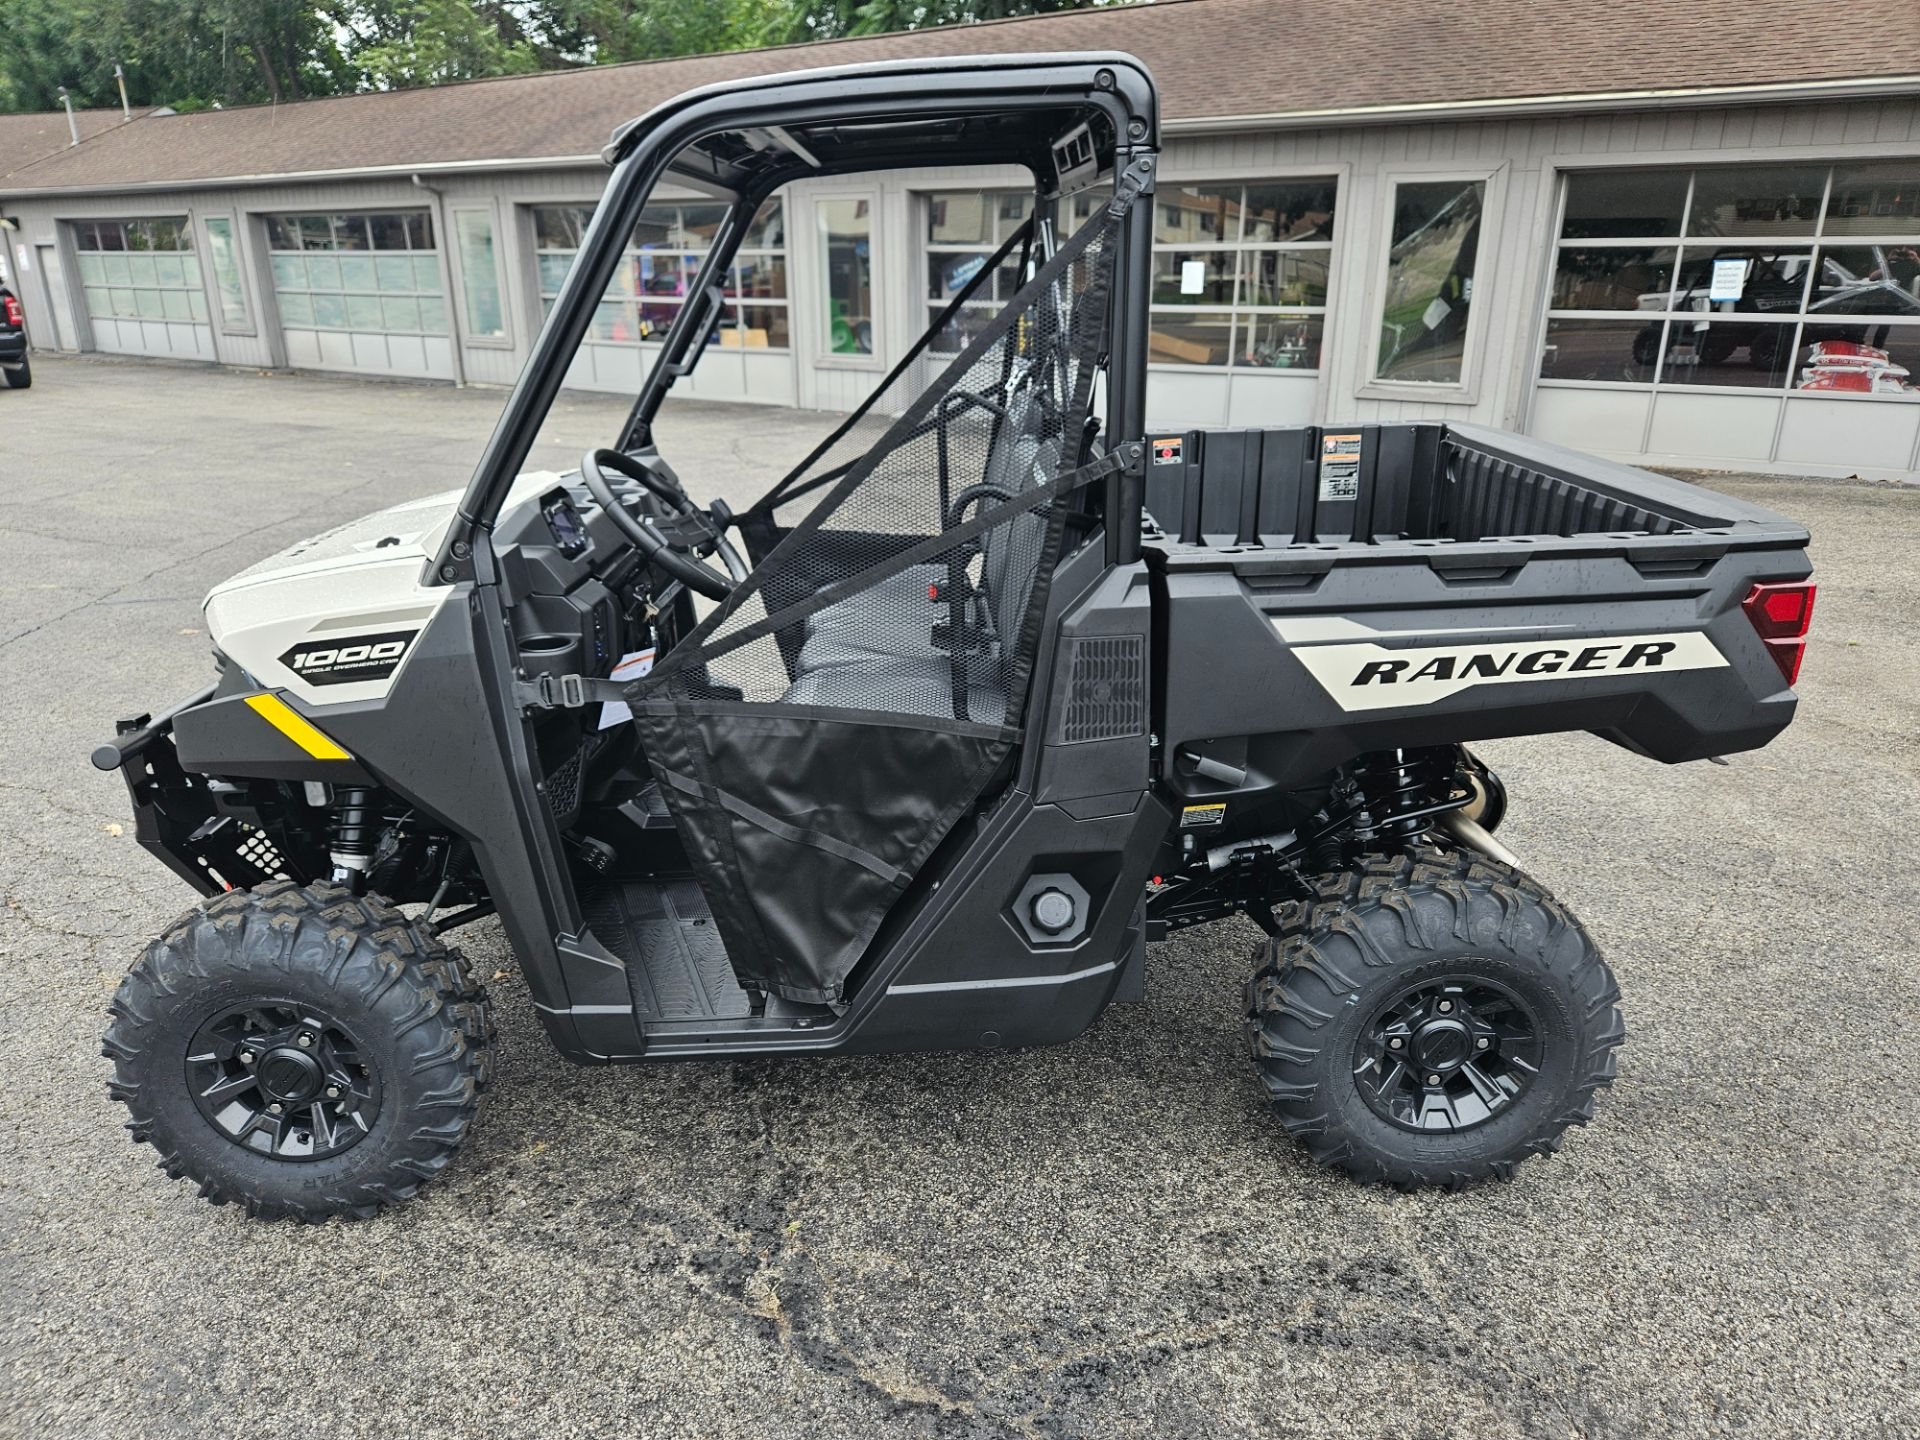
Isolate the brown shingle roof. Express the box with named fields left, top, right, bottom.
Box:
left=0, top=108, right=139, bottom=180
left=5, top=0, right=1918, bottom=195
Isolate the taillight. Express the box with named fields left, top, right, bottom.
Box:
left=1742, top=580, right=1816, bottom=687
left=1, top=294, right=21, bottom=327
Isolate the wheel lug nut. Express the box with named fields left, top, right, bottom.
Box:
left=1437, top=1000, right=1454, bottom=1013
left=1476, top=1037, right=1490, bottom=1050
left=1388, top=1037, right=1404, bottom=1050
left=1426, top=1074, right=1442, bottom=1086
left=239, top=1051, right=255, bottom=1065
left=268, top=1103, right=284, bottom=1115
left=324, top=1086, right=341, bottom=1099
left=296, top=1033, right=314, bottom=1048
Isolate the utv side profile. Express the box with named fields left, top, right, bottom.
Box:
left=95, top=54, right=1814, bottom=1220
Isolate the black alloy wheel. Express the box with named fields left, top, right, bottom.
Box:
left=186, top=1001, right=382, bottom=1161
left=1354, top=976, right=1543, bottom=1132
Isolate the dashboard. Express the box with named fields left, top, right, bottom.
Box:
left=493, top=462, right=703, bottom=725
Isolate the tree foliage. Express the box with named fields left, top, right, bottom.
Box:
left=0, top=0, right=1122, bottom=114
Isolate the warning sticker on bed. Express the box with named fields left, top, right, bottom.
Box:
left=1151, top=437, right=1184, bottom=466
left=1179, top=802, right=1227, bottom=829
left=1319, top=434, right=1361, bottom=502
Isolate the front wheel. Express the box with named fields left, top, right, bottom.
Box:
left=104, top=882, right=492, bottom=1220
left=1246, top=848, right=1622, bottom=1190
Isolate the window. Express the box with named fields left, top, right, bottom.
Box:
left=920, top=187, right=1117, bottom=355
left=924, top=190, right=1034, bottom=355
left=1375, top=179, right=1485, bottom=385
left=1541, top=162, right=1920, bottom=398
left=531, top=198, right=788, bottom=350
left=453, top=210, right=505, bottom=340
left=819, top=197, right=874, bottom=359
left=201, top=217, right=249, bottom=329
left=263, top=210, right=446, bottom=336
left=1148, top=179, right=1335, bottom=370
left=72, top=217, right=207, bottom=325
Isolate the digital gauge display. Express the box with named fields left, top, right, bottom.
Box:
left=542, top=493, right=590, bottom=558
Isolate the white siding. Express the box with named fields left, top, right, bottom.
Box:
left=1163, top=96, right=1920, bottom=474
left=6, top=92, right=1917, bottom=473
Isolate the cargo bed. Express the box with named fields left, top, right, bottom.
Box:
left=1143, top=422, right=1813, bottom=796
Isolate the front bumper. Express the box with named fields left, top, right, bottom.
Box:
left=92, top=683, right=281, bottom=895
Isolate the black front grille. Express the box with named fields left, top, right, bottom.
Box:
left=1058, top=635, right=1146, bottom=744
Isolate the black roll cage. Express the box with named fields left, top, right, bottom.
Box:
left=429, top=52, right=1160, bottom=587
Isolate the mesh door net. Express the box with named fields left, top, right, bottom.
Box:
left=628, top=203, right=1126, bottom=1005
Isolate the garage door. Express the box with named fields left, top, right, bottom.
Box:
left=1532, top=159, right=1920, bottom=474
left=71, top=218, right=216, bottom=361
left=265, top=210, right=454, bottom=381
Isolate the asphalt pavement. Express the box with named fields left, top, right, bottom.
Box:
left=1, top=355, right=1916, bottom=1439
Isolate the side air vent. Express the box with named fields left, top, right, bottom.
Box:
left=1058, top=636, right=1146, bottom=744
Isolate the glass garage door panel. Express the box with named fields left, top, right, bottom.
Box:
left=71, top=217, right=215, bottom=361
left=1535, top=159, right=1920, bottom=473
left=264, top=210, right=452, bottom=380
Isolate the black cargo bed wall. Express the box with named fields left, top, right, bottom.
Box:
left=1143, top=423, right=1717, bottom=548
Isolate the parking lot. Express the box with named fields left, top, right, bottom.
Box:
left=2, top=354, right=1916, bottom=1439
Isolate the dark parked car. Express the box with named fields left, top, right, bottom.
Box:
left=0, top=285, right=31, bottom=389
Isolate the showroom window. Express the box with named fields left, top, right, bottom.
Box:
left=1148, top=178, right=1335, bottom=370
left=72, top=217, right=208, bottom=325
left=532, top=199, right=788, bottom=349
left=1541, top=161, right=1920, bottom=397
left=262, top=211, right=447, bottom=335
left=924, top=190, right=1034, bottom=354
left=920, top=187, right=1117, bottom=354
left=1374, top=179, right=1486, bottom=385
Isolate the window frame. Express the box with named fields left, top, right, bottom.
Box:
left=450, top=203, right=511, bottom=348
left=1143, top=171, right=1341, bottom=377
left=199, top=211, right=255, bottom=336
left=1535, top=157, right=1920, bottom=406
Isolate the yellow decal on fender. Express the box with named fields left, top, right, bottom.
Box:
left=245, top=693, right=353, bottom=761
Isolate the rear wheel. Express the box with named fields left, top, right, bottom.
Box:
left=1245, top=848, right=1622, bottom=1190
left=104, top=882, right=492, bottom=1220
left=3, top=357, right=30, bottom=389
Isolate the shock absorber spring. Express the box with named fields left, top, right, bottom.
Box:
left=328, top=786, right=377, bottom=889
left=1347, top=748, right=1464, bottom=846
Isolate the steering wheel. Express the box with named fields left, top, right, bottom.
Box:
left=579, top=448, right=747, bottom=602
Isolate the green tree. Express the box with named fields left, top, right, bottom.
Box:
left=340, top=0, right=542, bottom=88
left=0, top=0, right=349, bottom=111
left=0, top=0, right=1124, bottom=114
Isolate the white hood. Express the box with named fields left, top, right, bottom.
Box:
left=206, top=472, right=564, bottom=707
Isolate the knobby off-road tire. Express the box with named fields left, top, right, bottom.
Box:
left=1246, top=847, right=1623, bottom=1190
left=104, top=881, right=492, bottom=1221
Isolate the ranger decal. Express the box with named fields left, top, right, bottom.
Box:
left=279, top=629, right=419, bottom=686
left=1288, top=630, right=1729, bottom=712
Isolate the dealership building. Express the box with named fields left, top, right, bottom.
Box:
left=3, top=0, right=1918, bottom=477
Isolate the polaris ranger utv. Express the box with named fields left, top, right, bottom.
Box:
left=96, top=54, right=1815, bottom=1220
